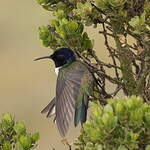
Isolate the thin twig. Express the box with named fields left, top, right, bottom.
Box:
left=89, top=49, right=121, bottom=69
left=101, top=23, right=120, bottom=80
left=110, top=86, right=122, bottom=97
left=99, top=31, right=114, bottom=37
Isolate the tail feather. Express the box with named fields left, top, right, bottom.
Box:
left=41, top=98, right=55, bottom=118
left=74, top=95, right=88, bottom=126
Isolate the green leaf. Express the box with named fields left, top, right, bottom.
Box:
left=82, top=32, right=93, bottom=50
left=96, top=144, right=103, bottom=150
left=129, top=110, right=143, bottom=126
left=51, top=19, right=59, bottom=27
left=39, top=26, right=49, bottom=40
left=89, top=129, right=102, bottom=142
left=129, top=16, right=140, bottom=28
left=36, top=0, right=49, bottom=5
left=16, top=142, right=24, bottom=150
left=2, top=113, right=13, bottom=125
left=102, top=113, right=118, bottom=128
left=95, top=0, right=108, bottom=11
left=74, top=0, right=93, bottom=24
left=14, top=122, right=26, bottom=135
left=31, top=132, right=40, bottom=142
left=145, top=111, right=150, bottom=125
left=55, top=10, right=67, bottom=19
left=2, top=141, right=11, bottom=150
left=115, top=103, right=125, bottom=114
left=19, top=135, right=32, bottom=149
left=76, top=23, right=84, bottom=33
left=139, top=12, right=146, bottom=25
left=117, top=145, right=128, bottom=150
left=129, top=12, right=147, bottom=34
left=68, top=21, right=78, bottom=32
left=146, top=145, right=150, bottom=150
left=104, top=104, right=113, bottom=113
left=91, top=103, right=102, bottom=117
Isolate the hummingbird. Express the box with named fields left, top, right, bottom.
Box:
left=34, top=48, right=94, bottom=137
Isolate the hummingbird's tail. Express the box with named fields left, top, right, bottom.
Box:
left=74, top=94, right=89, bottom=126
left=41, top=98, right=55, bottom=118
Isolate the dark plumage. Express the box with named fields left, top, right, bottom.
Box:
left=35, top=48, right=94, bottom=136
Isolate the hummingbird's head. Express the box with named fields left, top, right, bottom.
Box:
left=34, top=48, right=76, bottom=67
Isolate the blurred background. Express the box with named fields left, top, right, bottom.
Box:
left=0, top=0, right=111, bottom=149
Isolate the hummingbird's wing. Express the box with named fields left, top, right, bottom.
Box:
left=41, top=97, right=56, bottom=118
left=56, top=61, right=93, bottom=136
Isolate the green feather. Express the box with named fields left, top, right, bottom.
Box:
left=74, top=94, right=88, bottom=126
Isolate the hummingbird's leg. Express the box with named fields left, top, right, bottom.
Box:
left=61, top=138, right=72, bottom=150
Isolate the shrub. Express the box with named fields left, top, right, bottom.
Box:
left=75, top=96, right=150, bottom=150
left=0, top=113, right=39, bottom=150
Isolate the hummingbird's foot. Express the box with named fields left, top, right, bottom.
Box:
left=61, top=138, right=71, bottom=150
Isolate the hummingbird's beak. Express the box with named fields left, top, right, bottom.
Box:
left=34, top=56, right=51, bottom=61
